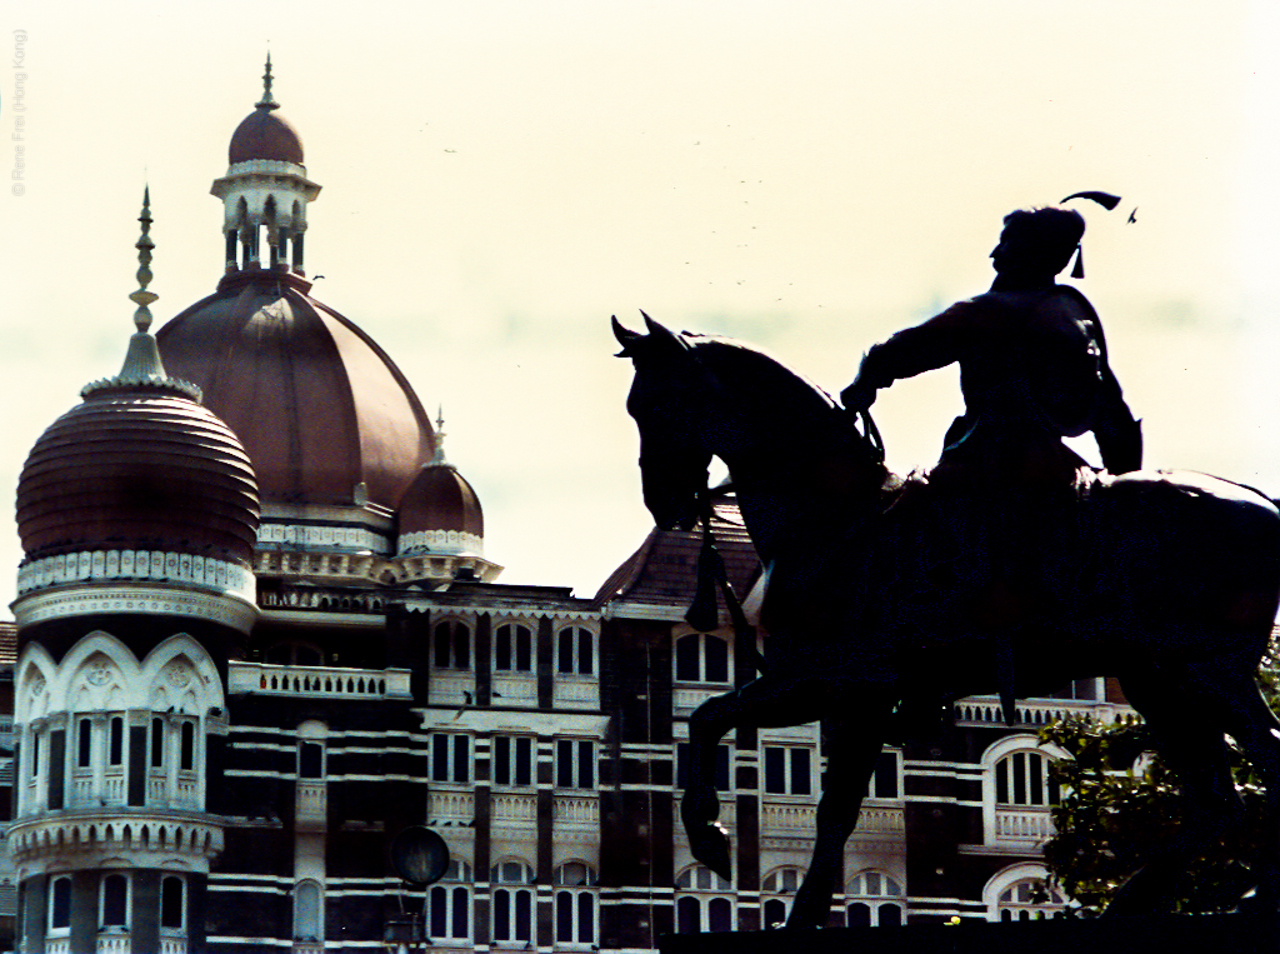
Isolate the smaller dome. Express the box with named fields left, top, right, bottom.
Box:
left=398, top=461, right=484, bottom=558
left=229, top=105, right=304, bottom=165
left=17, top=383, right=261, bottom=566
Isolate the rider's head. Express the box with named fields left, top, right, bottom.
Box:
left=990, top=207, right=1085, bottom=281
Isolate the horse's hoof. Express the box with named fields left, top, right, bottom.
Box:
left=689, top=821, right=733, bottom=882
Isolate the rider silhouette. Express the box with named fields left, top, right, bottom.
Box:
left=841, top=206, right=1142, bottom=724
left=841, top=206, right=1141, bottom=479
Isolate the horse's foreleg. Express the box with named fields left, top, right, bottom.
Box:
left=787, top=704, right=892, bottom=930
left=682, top=690, right=741, bottom=880
left=684, top=677, right=822, bottom=881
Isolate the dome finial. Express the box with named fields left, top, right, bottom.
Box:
left=129, top=185, right=157, bottom=334
left=431, top=405, right=448, bottom=465
left=257, top=52, right=279, bottom=110
left=81, top=188, right=201, bottom=400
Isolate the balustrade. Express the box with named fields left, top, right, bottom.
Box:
left=490, top=673, right=537, bottom=707
left=994, top=806, right=1055, bottom=843
left=491, top=792, right=537, bottom=825
left=428, top=790, right=474, bottom=823
left=552, top=795, right=600, bottom=827
left=553, top=678, right=599, bottom=710
left=428, top=671, right=475, bottom=708
left=228, top=662, right=410, bottom=700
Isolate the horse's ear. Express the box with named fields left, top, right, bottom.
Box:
left=612, top=315, right=642, bottom=357
left=640, top=311, right=689, bottom=353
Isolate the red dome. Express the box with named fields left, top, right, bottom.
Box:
left=156, top=270, right=435, bottom=511
left=17, top=382, right=261, bottom=565
left=399, top=461, right=484, bottom=549
left=229, top=105, right=304, bottom=165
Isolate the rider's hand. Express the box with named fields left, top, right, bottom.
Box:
left=840, top=378, right=877, bottom=415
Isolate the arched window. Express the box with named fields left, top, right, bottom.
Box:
left=845, top=871, right=904, bottom=927
left=996, top=751, right=1059, bottom=807
left=100, top=873, right=128, bottom=929
left=160, top=876, right=185, bottom=932
left=494, top=623, right=534, bottom=673
left=982, top=737, right=1064, bottom=848
left=491, top=860, right=534, bottom=943
left=108, top=716, right=125, bottom=767
left=557, top=627, right=594, bottom=676
left=298, top=740, right=325, bottom=780
left=179, top=720, right=196, bottom=772
left=48, top=875, right=71, bottom=932
left=997, top=878, right=1065, bottom=921
left=427, top=860, right=472, bottom=942
left=433, top=621, right=471, bottom=670
left=292, top=879, right=321, bottom=941
left=984, top=864, right=1067, bottom=921
left=674, top=633, right=730, bottom=684
left=77, top=718, right=93, bottom=768
left=761, top=867, right=805, bottom=930
left=675, top=865, right=733, bottom=933
left=554, top=862, right=598, bottom=947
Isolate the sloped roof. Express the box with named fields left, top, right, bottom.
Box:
left=594, top=493, right=761, bottom=623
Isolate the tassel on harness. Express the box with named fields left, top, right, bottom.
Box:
left=685, top=489, right=768, bottom=678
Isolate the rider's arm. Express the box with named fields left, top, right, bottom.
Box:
left=1063, top=287, right=1143, bottom=474
left=842, top=300, right=975, bottom=411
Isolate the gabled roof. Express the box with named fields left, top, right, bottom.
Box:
left=594, top=493, right=760, bottom=623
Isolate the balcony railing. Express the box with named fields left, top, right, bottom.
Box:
left=228, top=662, right=411, bottom=700
left=993, top=805, right=1055, bottom=845
left=553, top=678, right=599, bottom=710
left=429, top=790, right=475, bottom=824
left=553, top=795, right=599, bottom=828
left=954, top=696, right=1130, bottom=728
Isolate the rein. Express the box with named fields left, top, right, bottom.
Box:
left=683, top=408, right=885, bottom=679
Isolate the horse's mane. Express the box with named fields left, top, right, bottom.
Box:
left=681, top=332, right=889, bottom=481
left=681, top=333, right=839, bottom=416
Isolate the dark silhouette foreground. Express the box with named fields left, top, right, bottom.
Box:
left=615, top=312, right=1280, bottom=930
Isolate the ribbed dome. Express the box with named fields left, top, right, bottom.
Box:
left=156, top=270, right=435, bottom=511
left=17, top=382, right=261, bottom=565
left=399, top=460, right=484, bottom=556
left=229, top=105, right=304, bottom=165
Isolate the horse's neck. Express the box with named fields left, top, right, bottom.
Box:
left=720, top=442, right=870, bottom=564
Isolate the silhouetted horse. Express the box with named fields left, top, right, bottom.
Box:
left=614, top=313, right=1280, bottom=929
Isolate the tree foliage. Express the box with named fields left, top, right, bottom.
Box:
left=1038, top=644, right=1280, bottom=916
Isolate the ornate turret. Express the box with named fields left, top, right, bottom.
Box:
left=397, top=411, right=501, bottom=583
left=210, top=56, right=320, bottom=273
left=15, top=191, right=261, bottom=631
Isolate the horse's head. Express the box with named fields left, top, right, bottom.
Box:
left=613, top=313, right=718, bottom=531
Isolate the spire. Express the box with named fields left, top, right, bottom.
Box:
left=430, top=406, right=449, bottom=465
left=82, top=188, right=201, bottom=399
left=256, top=52, right=279, bottom=110
left=130, top=185, right=157, bottom=333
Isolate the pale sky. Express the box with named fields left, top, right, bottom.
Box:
left=2, top=1, right=1279, bottom=611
